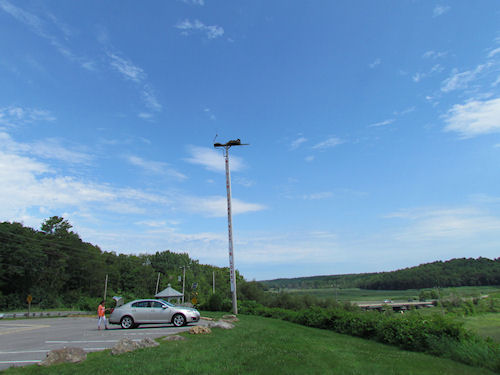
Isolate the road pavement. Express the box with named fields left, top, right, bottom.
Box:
left=0, top=316, right=196, bottom=370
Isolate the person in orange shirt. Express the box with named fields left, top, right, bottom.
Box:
left=97, top=300, right=109, bottom=330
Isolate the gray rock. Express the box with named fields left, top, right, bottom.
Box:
left=208, top=320, right=235, bottom=329
left=39, top=347, right=87, bottom=366
left=189, top=326, right=212, bottom=334
left=221, top=314, right=239, bottom=322
left=138, top=337, right=159, bottom=348
left=111, top=338, right=140, bottom=355
left=111, top=338, right=159, bottom=355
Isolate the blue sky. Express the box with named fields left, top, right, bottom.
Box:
left=1, top=0, right=500, bottom=281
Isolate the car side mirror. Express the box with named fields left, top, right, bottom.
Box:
left=162, top=305, right=168, bottom=309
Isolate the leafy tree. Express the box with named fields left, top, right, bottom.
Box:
left=41, top=216, right=80, bottom=239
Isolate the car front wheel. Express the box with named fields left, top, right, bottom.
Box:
left=172, top=314, right=186, bottom=327
left=121, top=316, right=134, bottom=329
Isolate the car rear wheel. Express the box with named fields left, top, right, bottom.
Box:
left=172, top=314, right=186, bottom=327
left=120, top=315, right=134, bottom=329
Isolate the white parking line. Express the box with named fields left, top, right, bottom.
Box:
left=0, top=348, right=108, bottom=355
left=0, top=324, right=50, bottom=335
left=0, top=350, right=48, bottom=354
left=46, top=340, right=120, bottom=344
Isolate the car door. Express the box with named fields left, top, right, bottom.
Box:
left=131, top=301, right=152, bottom=323
left=150, top=301, right=170, bottom=322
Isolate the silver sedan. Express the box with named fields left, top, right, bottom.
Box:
left=109, top=299, right=200, bottom=329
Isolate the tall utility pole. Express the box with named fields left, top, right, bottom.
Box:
left=103, top=274, right=108, bottom=301
left=180, top=266, right=186, bottom=304
left=214, top=139, right=249, bottom=315
left=155, top=272, right=161, bottom=295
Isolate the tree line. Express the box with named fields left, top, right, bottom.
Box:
left=2, top=217, right=498, bottom=311
left=0, top=217, right=248, bottom=310
left=261, top=257, right=500, bottom=290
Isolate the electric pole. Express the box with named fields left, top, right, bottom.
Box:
left=180, top=266, right=186, bottom=304
left=214, top=139, right=249, bottom=315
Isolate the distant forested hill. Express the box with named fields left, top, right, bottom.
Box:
left=261, top=257, right=500, bottom=290
left=0, top=218, right=241, bottom=310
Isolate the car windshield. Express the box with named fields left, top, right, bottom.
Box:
left=159, top=300, right=175, bottom=307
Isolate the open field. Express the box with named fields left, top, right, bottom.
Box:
left=284, top=285, right=500, bottom=303
left=462, top=313, right=500, bottom=343
left=2, top=313, right=496, bottom=375
left=285, top=287, right=420, bottom=301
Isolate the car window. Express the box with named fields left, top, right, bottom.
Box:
left=151, top=301, right=164, bottom=308
left=132, top=301, right=151, bottom=308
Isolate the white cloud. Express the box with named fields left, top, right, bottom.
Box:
left=108, top=52, right=146, bottom=83
left=0, top=150, right=167, bottom=220
left=142, top=85, right=162, bottom=112
left=290, top=136, right=307, bottom=150
left=0, top=131, right=176, bottom=222
left=487, top=47, right=500, bottom=59
left=305, top=155, right=315, bottom=162
left=184, top=145, right=245, bottom=172
left=302, top=192, right=333, bottom=200
left=138, top=112, right=154, bottom=120
left=386, top=206, right=500, bottom=241
left=469, top=194, right=500, bottom=204
left=369, top=58, right=381, bottom=69
left=413, top=64, right=444, bottom=83
left=433, top=5, right=450, bottom=17
left=182, top=195, right=266, bottom=217
left=368, top=119, right=395, bottom=127
left=0, top=1, right=94, bottom=70
left=393, top=106, right=416, bottom=116
left=233, top=176, right=255, bottom=187
left=181, top=0, right=204, bottom=5
left=0, top=106, right=55, bottom=127
left=441, top=63, right=491, bottom=93
left=412, top=73, right=423, bottom=83
left=127, top=155, right=187, bottom=180
left=175, top=19, right=224, bottom=39
left=422, top=50, right=447, bottom=59
left=444, top=97, right=500, bottom=138
left=312, top=137, right=343, bottom=150
left=0, top=0, right=43, bottom=31
left=106, top=51, right=162, bottom=112
left=234, top=230, right=341, bottom=265
left=30, top=138, right=93, bottom=165
left=203, top=108, right=216, bottom=120
left=0, top=132, right=92, bottom=165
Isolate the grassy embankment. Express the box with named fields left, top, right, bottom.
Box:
left=3, top=313, right=497, bottom=375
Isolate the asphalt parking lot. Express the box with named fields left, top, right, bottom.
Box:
left=0, top=316, right=196, bottom=370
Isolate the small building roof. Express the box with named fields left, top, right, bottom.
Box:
left=155, top=284, right=183, bottom=298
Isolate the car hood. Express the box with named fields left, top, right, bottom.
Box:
left=175, top=306, right=199, bottom=312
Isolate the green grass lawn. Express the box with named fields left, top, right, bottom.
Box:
left=462, top=313, right=500, bottom=343
left=3, top=314, right=496, bottom=375
left=287, top=287, right=420, bottom=301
